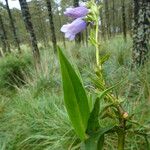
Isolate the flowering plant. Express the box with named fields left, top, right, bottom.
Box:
left=61, top=18, right=87, bottom=41
left=58, top=1, right=149, bottom=150
left=61, top=5, right=88, bottom=41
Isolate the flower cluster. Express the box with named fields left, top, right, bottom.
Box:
left=61, top=6, right=88, bottom=41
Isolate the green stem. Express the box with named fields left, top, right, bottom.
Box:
left=118, top=129, right=125, bottom=150
left=117, top=118, right=126, bottom=150
left=95, top=20, right=100, bottom=68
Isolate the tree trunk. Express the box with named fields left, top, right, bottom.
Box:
left=19, top=0, right=40, bottom=69
left=56, top=6, right=66, bottom=48
left=100, top=8, right=105, bottom=39
left=0, top=15, right=6, bottom=54
left=0, top=13, right=10, bottom=53
left=5, top=0, right=21, bottom=53
left=132, top=0, right=150, bottom=66
left=45, top=0, right=57, bottom=52
left=112, top=0, right=115, bottom=36
left=121, top=0, right=127, bottom=42
left=128, top=1, right=133, bottom=37
left=74, top=0, right=82, bottom=44
left=104, top=0, right=111, bottom=38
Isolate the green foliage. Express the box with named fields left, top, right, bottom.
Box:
left=86, top=98, right=100, bottom=135
left=82, top=125, right=115, bottom=150
left=104, top=36, right=132, bottom=66
left=0, top=37, right=150, bottom=150
left=0, top=88, right=75, bottom=150
left=0, top=53, right=32, bottom=89
left=58, top=47, right=90, bottom=140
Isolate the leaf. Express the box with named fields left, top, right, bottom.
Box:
left=100, top=54, right=110, bottom=64
left=89, top=37, right=97, bottom=46
left=81, top=125, right=115, bottom=150
left=87, top=98, right=100, bottom=135
left=97, top=81, right=123, bottom=100
left=97, top=135, right=104, bottom=150
left=58, top=47, right=90, bottom=140
left=87, top=93, right=94, bottom=112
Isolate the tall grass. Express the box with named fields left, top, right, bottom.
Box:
left=0, top=52, right=32, bottom=91
left=0, top=36, right=149, bottom=149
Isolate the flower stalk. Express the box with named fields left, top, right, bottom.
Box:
left=93, top=6, right=127, bottom=150
left=60, top=2, right=129, bottom=149
left=118, top=129, right=125, bottom=150
left=117, top=118, right=126, bottom=150
left=95, top=20, right=100, bottom=68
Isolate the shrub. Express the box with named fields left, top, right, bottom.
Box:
left=0, top=53, right=32, bottom=89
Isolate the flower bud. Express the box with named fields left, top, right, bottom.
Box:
left=123, top=112, right=128, bottom=119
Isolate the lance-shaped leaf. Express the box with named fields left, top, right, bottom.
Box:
left=81, top=125, right=115, bottom=150
left=86, top=98, right=100, bottom=135
left=58, top=47, right=90, bottom=140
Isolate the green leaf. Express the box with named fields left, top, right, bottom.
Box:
left=87, top=93, right=94, bottom=112
left=81, top=125, right=115, bottom=150
left=87, top=98, right=100, bottom=135
left=100, top=54, right=110, bottom=64
left=58, top=47, right=90, bottom=140
left=89, top=37, right=97, bottom=46
left=97, top=81, right=123, bottom=100
left=97, top=135, right=104, bottom=150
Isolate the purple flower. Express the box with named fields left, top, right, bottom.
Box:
left=61, top=18, right=86, bottom=41
left=64, top=6, right=88, bottom=19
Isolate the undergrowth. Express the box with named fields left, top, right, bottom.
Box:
left=0, top=52, right=32, bottom=90
left=0, top=36, right=149, bottom=150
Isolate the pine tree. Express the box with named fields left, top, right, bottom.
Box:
left=45, top=0, right=57, bottom=52
left=19, top=0, right=40, bottom=68
left=121, top=0, right=127, bottom=42
left=132, top=0, right=150, bottom=66
left=0, top=13, right=10, bottom=53
left=0, top=14, right=7, bottom=54
left=5, top=0, right=21, bottom=52
left=112, top=0, right=115, bottom=35
left=104, top=0, right=111, bottom=38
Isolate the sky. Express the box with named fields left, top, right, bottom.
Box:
left=0, top=0, right=60, bottom=9
left=0, top=0, right=31, bottom=9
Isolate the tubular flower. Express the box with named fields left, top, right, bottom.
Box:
left=61, top=18, right=86, bottom=41
left=64, top=6, right=88, bottom=19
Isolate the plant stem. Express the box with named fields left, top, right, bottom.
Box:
left=118, top=130, right=125, bottom=150
left=95, top=20, right=100, bottom=68
left=118, top=119, right=126, bottom=150
left=92, top=4, right=127, bottom=150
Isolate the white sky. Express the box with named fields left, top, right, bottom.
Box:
left=0, top=0, right=31, bottom=9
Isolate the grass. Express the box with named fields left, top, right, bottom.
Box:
left=0, top=36, right=150, bottom=149
left=0, top=51, right=32, bottom=90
